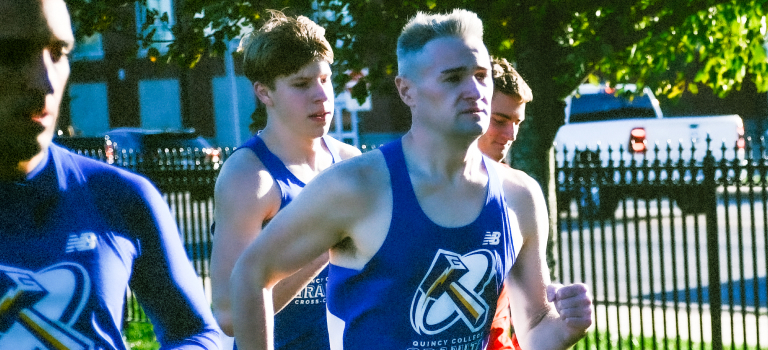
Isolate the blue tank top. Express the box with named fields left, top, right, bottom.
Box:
left=239, top=134, right=340, bottom=350
left=326, top=139, right=517, bottom=350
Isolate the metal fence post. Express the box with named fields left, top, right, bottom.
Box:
left=703, top=136, right=722, bottom=350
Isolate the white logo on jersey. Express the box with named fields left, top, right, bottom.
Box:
left=482, top=231, right=501, bottom=246
left=65, top=232, right=97, bottom=253
left=410, top=249, right=496, bottom=335
left=0, top=263, right=94, bottom=349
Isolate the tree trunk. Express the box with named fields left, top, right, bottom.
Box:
left=509, top=30, right=570, bottom=281
left=509, top=92, right=564, bottom=281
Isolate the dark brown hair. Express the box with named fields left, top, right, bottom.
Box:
left=491, top=57, right=532, bottom=103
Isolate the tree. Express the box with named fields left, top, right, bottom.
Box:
left=68, top=0, right=768, bottom=168
left=68, top=0, right=768, bottom=275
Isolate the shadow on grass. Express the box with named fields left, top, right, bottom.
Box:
left=646, top=277, right=767, bottom=308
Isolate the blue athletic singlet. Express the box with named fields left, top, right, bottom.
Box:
left=238, top=134, right=340, bottom=350
left=0, top=144, right=221, bottom=349
left=326, top=139, right=518, bottom=350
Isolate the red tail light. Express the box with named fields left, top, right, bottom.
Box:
left=209, top=148, right=221, bottom=163
left=104, top=136, right=115, bottom=164
left=736, top=125, right=745, bottom=149
left=629, top=127, right=647, bottom=153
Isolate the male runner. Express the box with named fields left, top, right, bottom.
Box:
left=231, top=9, right=592, bottom=350
left=0, top=0, right=221, bottom=348
left=210, top=10, right=360, bottom=350
left=481, top=56, right=533, bottom=350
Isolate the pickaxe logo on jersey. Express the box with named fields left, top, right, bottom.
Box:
left=410, top=249, right=496, bottom=335
left=0, top=264, right=93, bottom=350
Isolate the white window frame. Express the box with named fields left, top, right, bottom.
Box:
left=135, top=0, right=175, bottom=57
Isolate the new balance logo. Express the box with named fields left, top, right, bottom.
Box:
left=483, top=231, right=501, bottom=245
left=65, top=232, right=97, bottom=253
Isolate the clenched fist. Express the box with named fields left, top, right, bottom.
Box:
left=547, top=283, right=593, bottom=333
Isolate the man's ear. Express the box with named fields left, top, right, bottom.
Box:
left=395, top=76, right=415, bottom=107
left=254, top=81, right=273, bottom=107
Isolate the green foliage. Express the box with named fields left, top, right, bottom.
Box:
left=67, top=0, right=768, bottom=208
left=586, top=0, right=768, bottom=99
left=67, top=0, right=144, bottom=37
left=68, top=0, right=316, bottom=68
left=123, top=322, right=159, bottom=350
left=67, top=0, right=768, bottom=101
left=317, top=0, right=768, bottom=102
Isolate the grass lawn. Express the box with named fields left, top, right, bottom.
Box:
left=571, top=331, right=761, bottom=350
left=122, top=323, right=746, bottom=350
left=124, top=322, right=159, bottom=350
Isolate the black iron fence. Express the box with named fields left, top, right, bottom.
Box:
left=68, top=138, right=767, bottom=349
left=556, top=137, right=767, bottom=350
left=67, top=146, right=236, bottom=325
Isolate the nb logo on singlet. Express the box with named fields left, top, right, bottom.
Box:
left=482, top=231, right=501, bottom=245
left=65, top=232, right=97, bottom=253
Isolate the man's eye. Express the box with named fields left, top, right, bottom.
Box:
left=445, top=75, right=461, bottom=83
left=49, top=48, right=64, bottom=62
left=49, top=45, right=64, bottom=62
left=293, top=82, right=309, bottom=88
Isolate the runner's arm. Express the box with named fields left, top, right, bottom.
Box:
left=503, top=171, right=592, bottom=350
left=128, top=177, right=222, bottom=349
left=230, top=162, right=369, bottom=350
left=210, top=151, right=328, bottom=336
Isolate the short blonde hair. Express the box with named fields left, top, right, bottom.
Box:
left=396, top=9, right=484, bottom=77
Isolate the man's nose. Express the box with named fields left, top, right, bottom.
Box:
left=313, top=80, right=331, bottom=103
left=463, top=76, right=488, bottom=101
left=504, top=123, right=519, bottom=142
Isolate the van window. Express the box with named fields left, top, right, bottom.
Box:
left=569, top=91, right=656, bottom=123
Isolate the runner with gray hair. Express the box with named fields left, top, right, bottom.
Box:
left=231, top=9, right=593, bottom=350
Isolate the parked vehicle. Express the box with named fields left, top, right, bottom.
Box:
left=54, top=134, right=115, bottom=163
left=554, top=84, right=746, bottom=218
left=105, top=128, right=221, bottom=169
left=54, top=128, right=221, bottom=170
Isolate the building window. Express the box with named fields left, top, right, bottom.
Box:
left=135, top=0, right=174, bottom=57
left=139, top=79, right=182, bottom=130
left=69, top=83, right=110, bottom=136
